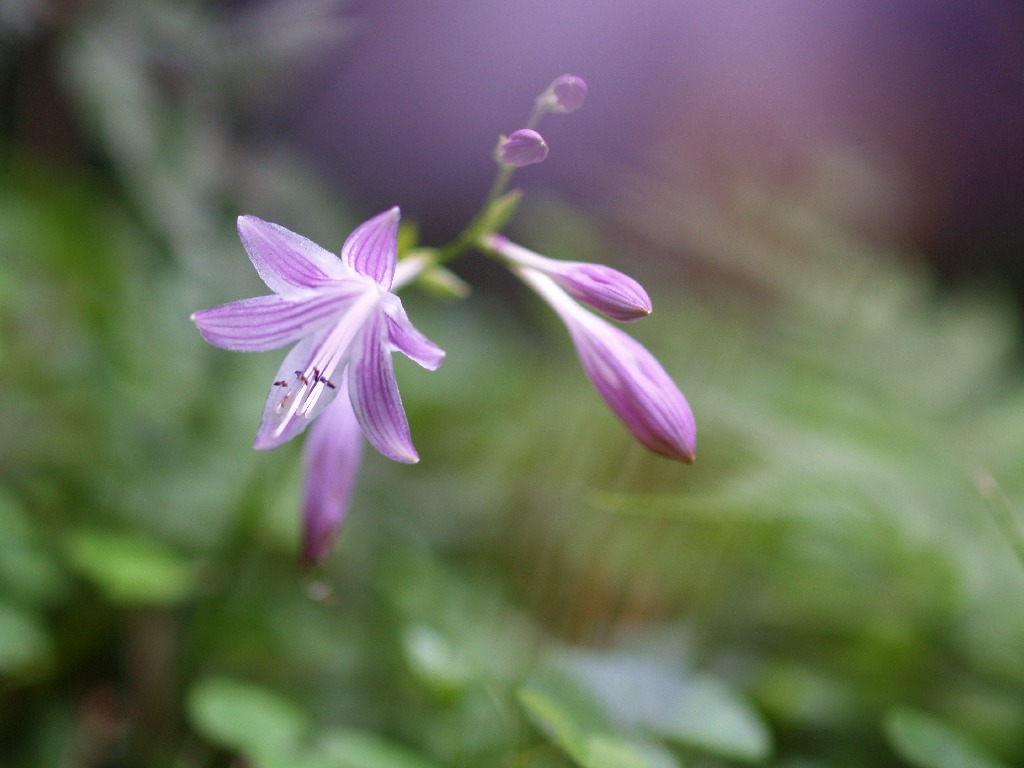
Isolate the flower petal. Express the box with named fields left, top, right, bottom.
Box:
left=341, top=207, right=400, bottom=289
left=382, top=294, right=445, bottom=370
left=301, top=380, right=363, bottom=568
left=237, top=216, right=349, bottom=295
left=347, top=310, right=419, bottom=463
left=519, top=268, right=695, bottom=463
left=191, top=291, right=357, bottom=352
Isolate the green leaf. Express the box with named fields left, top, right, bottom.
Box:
left=0, top=601, right=52, bottom=671
left=0, top=493, right=67, bottom=605
left=187, top=676, right=308, bottom=761
left=562, top=653, right=771, bottom=762
left=657, top=676, right=771, bottom=762
left=518, top=668, right=611, bottom=763
left=517, top=670, right=681, bottom=768
left=885, top=708, right=1010, bottom=768
left=417, top=263, right=472, bottom=300
left=402, top=623, right=472, bottom=697
left=582, top=734, right=681, bottom=768
left=65, top=530, right=193, bottom=605
left=477, top=189, right=523, bottom=235
left=302, top=728, right=444, bottom=768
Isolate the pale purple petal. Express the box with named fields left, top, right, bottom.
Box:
left=301, top=380, right=363, bottom=568
left=381, top=294, right=445, bottom=370
left=499, top=129, right=549, bottom=167
left=341, top=207, right=400, bottom=289
left=237, top=216, right=349, bottom=295
left=519, top=268, right=695, bottom=463
left=487, top=235, right=651, bottom=322
left=347, top=310, right=419, bottom=463
left=190, top=290, right=360, bottom=352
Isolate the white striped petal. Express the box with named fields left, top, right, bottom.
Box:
left=341, top=207, right=400, bottom=289
left=347, top=310, right=419, bottom=464
left=237, top=215, right=350, bottom=295
left=382, top=293, right=445, bottom=370
left=191, top=290, right=356, bottom=352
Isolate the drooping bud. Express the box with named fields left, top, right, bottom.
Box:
left=516, top=267, right=696, bottom=463
left=498, top=129, right=549, bottom=167
left=300, top=382, right=364, bottom=568
left=485, top=234, right=651, bottom=322
left=538, top=74, right=588, bottom=114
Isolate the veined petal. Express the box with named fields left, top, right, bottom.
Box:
left=487, top=235, right=651, bottom=322
left=301, top=380, right=363, bottom=568
left=347, top=309, right=419, bottom=463
left=237, top=216, right=349, bottom=295
left=382, top=293, right=445, bottom=370
left=341, top=207, right=400, bottom=289
left=191, top=290, right=357, bottom=352
left=518, top=268, right=695, bottom=463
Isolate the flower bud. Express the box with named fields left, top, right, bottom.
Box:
left=300, top=380, right=363, bottom=567
left=485, top=234, right=651, bottom=322
left=538, top=74, right=588, bottom=114
left=498, top=129, right=549, bottom=167
left=516, top=267, right=695, bottom=463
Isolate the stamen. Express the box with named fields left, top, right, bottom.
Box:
left=270, top=290, right=381, bottom=440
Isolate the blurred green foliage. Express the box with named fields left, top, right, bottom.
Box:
left=3, top=2, right=1024, bottom=767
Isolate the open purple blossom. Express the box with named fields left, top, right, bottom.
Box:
left=191, top=208, right=444, bottom=462
left=300, top=375, right=363, bottom=567
left=515, top=266, right=695, bottom=463
left=485, top=234, right=651, bottom=322
left=499, top=129, right=549, bottom=167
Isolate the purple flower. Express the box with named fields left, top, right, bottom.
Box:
left=516, top=266, right=695, bottom=463
left=300, top=376, right=363, bottom=567
left=485, top=234, right=651, bottom=322
left=191, top=208, right=444, bottom=462
left=539, top=74, right=588, bottom=114
left=499, top=129, right=549, bottom=167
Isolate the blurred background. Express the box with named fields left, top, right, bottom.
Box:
left=2, top=1, right=1024, bottom=766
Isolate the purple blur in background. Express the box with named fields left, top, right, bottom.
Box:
left=264, top=0, right=1024, bottom=282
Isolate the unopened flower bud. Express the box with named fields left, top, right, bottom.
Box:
left=516, top=267, right=695, bottom=463
left=538, top=74, right=588, bottom=114
left=498, top=129, right=549, bottom=167
left=485, top=234, right=651, bottom=322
